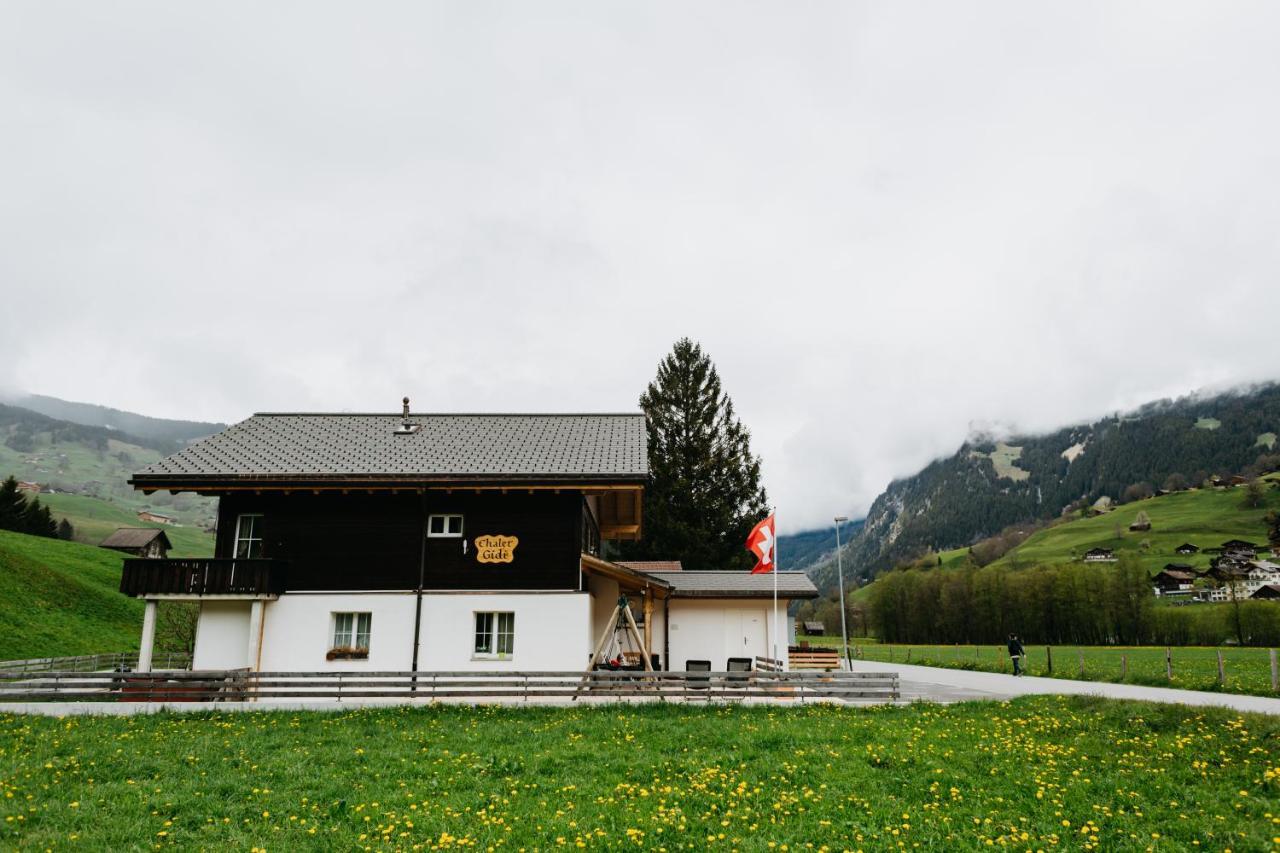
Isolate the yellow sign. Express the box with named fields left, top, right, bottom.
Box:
left=475, top=535, right=518, bottom=564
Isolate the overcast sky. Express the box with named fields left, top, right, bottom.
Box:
left=3, top=3, right=1279, bottom=531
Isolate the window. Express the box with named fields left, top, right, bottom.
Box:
left=233, top=514, right=264, bottom=558
left=428, top=514, right=464, bottom=537
left=474, top=612, right=514, bottom=657
left=331, top=612, right=371, bottom=652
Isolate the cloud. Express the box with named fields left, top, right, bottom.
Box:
left=2, top=2, right=1279, bottom=531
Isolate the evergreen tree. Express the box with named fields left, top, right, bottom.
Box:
left=21, top=497, right=58, bottom=538
left=0, top=476, right=24, bottom=530
left=57, top=518, right=75, bottom=541
left=622, top=339, right=769, bottom=571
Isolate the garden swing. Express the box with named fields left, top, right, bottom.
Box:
left=574, top=595, right=654, bottom=699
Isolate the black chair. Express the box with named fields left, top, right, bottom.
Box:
left=726, top=657, right=752, bottom=686
left=685, top=660, right=711, bottom=690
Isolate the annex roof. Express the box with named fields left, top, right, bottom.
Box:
left=99, top=528, right=172, bottom=550
left=616, top=560, right=683, bottom=572
left=662, top=571, right=819, bottom=600
left=130, top=413, right=648, bottom=489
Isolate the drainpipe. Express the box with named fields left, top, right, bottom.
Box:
left=411, top=493, right=428, bottom=675
left=663, top=595, right=670, bottom=672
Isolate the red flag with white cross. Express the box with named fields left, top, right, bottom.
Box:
left=746, top=514, right=776, bottom=574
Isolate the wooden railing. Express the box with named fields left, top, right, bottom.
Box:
left=0, top=669, right=899, bottom=704
left=0, top=652, right=192, bottom=674
left=120, top=559, right=286, bottom=597
left=789, top=648, right=842, bottom=671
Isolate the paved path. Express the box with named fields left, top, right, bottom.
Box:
left=848, top=659, right=1280, bottom=715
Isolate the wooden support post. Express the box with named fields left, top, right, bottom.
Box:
left=1165, top=647, right=1173, bottom=682
left=1078, top=649, right=1085, bottom=677
left=1271, top=649, right=1278, bottom=693
left=1046, top=646, right=1053, bottom=675
left=643, top=590, right=653, bottom=666
left=1121, top=654, right=1128, bottom=679
left=1217, top=649, right=1225, bottom=685
left=137, top=600, right=157, bottom=673
left=905, top=647, right=912, bottom=663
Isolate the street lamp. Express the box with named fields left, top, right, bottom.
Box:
left=834, top=516, right=852, bottom=671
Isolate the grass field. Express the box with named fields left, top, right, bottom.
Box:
left=0, top=529, right=195, bottom=661
left=1, top=697, right=1278, bottom=850
left=36, top=492, right=214, bottom=557
left=992, top=480, right=1280, bottom=575
left=808, top=637, right=1280, bottom=696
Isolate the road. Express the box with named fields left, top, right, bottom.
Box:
left=847, top=659, right=1280, bottom=715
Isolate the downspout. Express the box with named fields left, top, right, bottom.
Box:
left=411, top=493, right=428, bottom=676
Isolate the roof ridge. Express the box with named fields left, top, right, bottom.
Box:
left=249, top=412, right=645, bottom=417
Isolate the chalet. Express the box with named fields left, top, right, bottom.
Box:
left=117, top=405, right=818, bottom=673
left=1151, top=567, right=1196, bottom=597
left=1082, top=547, right=1117, bottom=562
left=1251, top=584, right=1280, bottom=600
left=1128, top=519, right=1151, bottom=532
left=801, top=621, right=826, bottom=637
left=1174, top=543, right=1200, bottom=555
left=1221, top=540, right=1261, bottom=558
left=1204, top=561, right=1280, bottom=601
left=15, top=481, right=41, bottom=494
left=137, top=510, right=175, bottom=525
left=99, top=527, right=171, bottom=559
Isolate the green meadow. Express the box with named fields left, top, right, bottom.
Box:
left=1, top=697, right=1278, bottom=851
left=36, top=492, right=214, bottom=557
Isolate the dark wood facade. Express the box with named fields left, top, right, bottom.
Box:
left=213, top=491, right=594, bottom=592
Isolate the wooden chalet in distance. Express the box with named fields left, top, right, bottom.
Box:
left=119, top=402, right=818, bottom=673
left=100, top=528, right=172, bottom=559
left=1082, top=547, right=1117, bottom=563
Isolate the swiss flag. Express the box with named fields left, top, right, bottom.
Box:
left=746, top=514, right=776, bottom=574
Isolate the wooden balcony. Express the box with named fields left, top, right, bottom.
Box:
left=120, top=559, right=286, bottom=598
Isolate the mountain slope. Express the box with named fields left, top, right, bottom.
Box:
left=0, top=529, right=145, bottom=659
left=0, top=392, right=224, bottom=451
left=816, top=383, right=1280, bottom=589
left=777, top=521, right=864, bottom=574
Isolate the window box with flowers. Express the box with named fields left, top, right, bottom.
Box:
left=329, top=612, right=371, bottom=661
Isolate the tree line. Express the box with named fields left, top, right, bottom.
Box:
left=866, top=554, right=1280, bottom=647
left=0, top=476, right=71, bottom=540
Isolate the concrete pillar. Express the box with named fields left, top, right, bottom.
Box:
left=247, top=600, right=265, bottom=671
left=137, top=600, right=157, bottom=672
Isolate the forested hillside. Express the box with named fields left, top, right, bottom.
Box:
left=808, top=383, right=1280, bottom=590
left=0, top=392, right=224, bottom=450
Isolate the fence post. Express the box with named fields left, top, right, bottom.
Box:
left=1217, top=650, right=1225, bottom=686
left=1046, top=646, right=1053, bottom=675
left=336, top=671, right=343, bottom=702
left=1077, top=649, right=1084, bottom=678
left=1271, top=649, right=1278, bottom=693
left=1165, top=647, right=1172, bottom=682
left=906, top=648, right=912, bottom=663
left=1121, top=654, right=1128, bottom=679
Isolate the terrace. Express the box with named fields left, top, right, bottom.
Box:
left=119, top=558, right=286, bottom=598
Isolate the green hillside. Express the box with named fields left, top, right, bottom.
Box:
left=38, top=492, right=214, bottom=557
left=993, top=476, right=1280, bottom=574
left=0, top=529, right=145, bottom=660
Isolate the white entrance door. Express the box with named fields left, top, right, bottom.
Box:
left=723, top=610, right=767, bottom=664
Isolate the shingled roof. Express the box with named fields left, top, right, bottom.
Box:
left=130, top=413, right=647, bottom=489
left=99, top=528, right=171, bottom=551
left=662, top=571, right=819, bottom=599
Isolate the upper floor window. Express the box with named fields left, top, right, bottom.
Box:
left=428, top=514, right=464, bottom=538
left=234, top=514, right=264, bottom=558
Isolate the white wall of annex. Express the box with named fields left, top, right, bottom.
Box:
left=257, top=594, right=418, bottom=671
left=666, top=599, right=795, bottom=669
left=192, top=601, right=251, bottom=670
left=417, top=592, right=591, bottom=671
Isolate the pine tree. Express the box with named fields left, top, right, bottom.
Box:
left=621, top=339, right=769, bottom=571
left=21, top=497, right=58, bottom=538
left=0, top=476, right=27, bottom=532
left=57, top=518, right=75, bottom=541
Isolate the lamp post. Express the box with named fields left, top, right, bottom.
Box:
left=834, top=516, right=852, bottom=671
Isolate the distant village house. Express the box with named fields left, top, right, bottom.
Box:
left=1083, top=547, right=1117, bottom=562
left=136, top=510, right=175, bottom=525
left=99, top=528, right=172, bottom=559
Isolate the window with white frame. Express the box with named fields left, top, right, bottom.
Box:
left=428, top=514, right=464, bottom=537
left=331, top=612, right=371, bottom=652
left=474, top=612, right=514, bottom=657
left=233, top=514, right=264, bottom=558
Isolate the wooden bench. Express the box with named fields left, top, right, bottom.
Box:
left=788, top=649, right=841, bottom=671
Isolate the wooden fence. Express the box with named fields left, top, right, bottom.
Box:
left=0, top=652, right=192, bottom=674
left=0, top=669, right=899, bottom=704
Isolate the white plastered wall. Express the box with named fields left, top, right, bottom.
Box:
left=417, top=592, right=592, bottom=671
left=192, top=601, right=252, bottom=670
left=666, top=598, right=795, bottom=670
left=257, top=593, right=418, bottom=671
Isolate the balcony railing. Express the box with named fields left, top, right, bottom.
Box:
left=120, top=559, right=286, bottom=597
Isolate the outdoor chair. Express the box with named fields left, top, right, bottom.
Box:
left=726, top=657, right=752, bottom=687
left=685, top=660, right=711, bottom=690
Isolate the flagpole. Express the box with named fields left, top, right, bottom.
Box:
left=773, top=516, right=780, bottom=666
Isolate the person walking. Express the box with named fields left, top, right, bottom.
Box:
left=1007, top=633, right=1025, bottom=676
